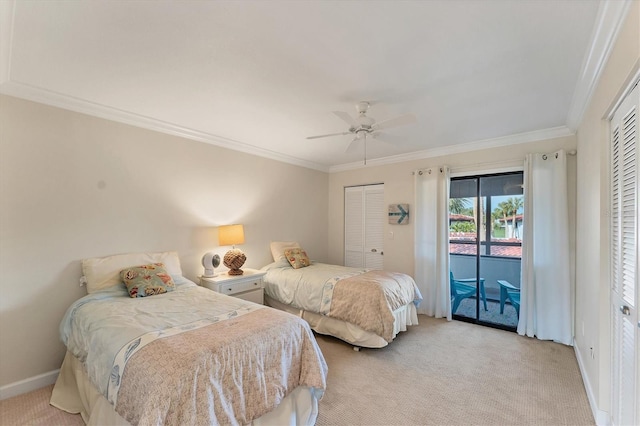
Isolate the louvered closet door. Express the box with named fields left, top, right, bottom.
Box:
left=345, top=187, right=365, bottom=267
left=363, top=186, right=385, bottom=269
left=610, top=81, right=638, bottom=426
left=344, top=184, right=384, bottom=269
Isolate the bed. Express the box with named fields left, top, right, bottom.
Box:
left=262, top=242, right=423, bottom=349
left=50, top=251, right=327, bottom=426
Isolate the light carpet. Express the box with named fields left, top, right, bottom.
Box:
left=0, top=315, right=593, bottom=425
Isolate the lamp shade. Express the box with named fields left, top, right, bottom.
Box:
left=218, top=224, right=245, bottom=246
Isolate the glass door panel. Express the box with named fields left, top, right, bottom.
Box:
left=450, top=173, right=523, bottom=331
left=449, top=178, right=478, bottom=321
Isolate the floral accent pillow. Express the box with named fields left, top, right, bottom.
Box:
left=120, top=263, right=175, bottom=298
left=284, top=248, right=310, bottom=269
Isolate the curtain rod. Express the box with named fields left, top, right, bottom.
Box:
left=411, top=149, right=577, bottom=175
left=543, top=149, right=577, bottom=160
left=412, top=166, right=447, bottom=175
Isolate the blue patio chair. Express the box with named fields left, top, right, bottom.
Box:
left=450, top=271, right=488, bottom=314
left=498, top=280, right=520, bottom=319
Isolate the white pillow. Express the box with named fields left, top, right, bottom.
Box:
left=269, top=241, right=301, bottom=262
left=82, top=251, right=183, bottom=294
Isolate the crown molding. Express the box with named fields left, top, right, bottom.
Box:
left=328, top=126, right=574, bottom=173
left=0, top=0, right=15, bottom=84
left=566, top=0, right=633, bottom=131
left=0, top=79, right=576, bottom=176
left=2, top=0, right=621, bottom=175
left=0, top=81, right=330, bottom=173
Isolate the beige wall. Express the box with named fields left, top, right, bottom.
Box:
left=0, top=95, right=329, bottom=387
left=328, top=136, right=578, bottom=277
left=574, top=1, right=639, bottom=419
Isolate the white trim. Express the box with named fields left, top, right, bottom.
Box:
left=605, top=64, right=640, bottom=121
left=574, top=342, right=610, bottom=426
left=0, top=1, right=628, bottom=174
left=0, top=369, right=59, bottom=400
left=449, top=160, right=524, bottom=178
left=0, top=0, right=15, bottom=84
left=0, top=81, right=330, bottom=173
left=0, top=79, right=572, bottom=175
left=566, top=0, right=633, bottom=131
left=329, top=126, right=573, bottom=173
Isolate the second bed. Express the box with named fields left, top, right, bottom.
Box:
left=262, top=242, right=422, bottom=349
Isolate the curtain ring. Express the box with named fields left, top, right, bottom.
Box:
left=542, top=154, right=548, bottom=160
left=418, top=170, right=423, bottom=175
left=555, top=152, right=558, bottom=159
left=428, top=169, right=432, bottom=174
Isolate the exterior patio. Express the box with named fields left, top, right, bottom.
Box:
left=450, top=246, right=522, bottom=330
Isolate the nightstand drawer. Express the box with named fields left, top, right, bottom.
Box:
left=219, top=278, right=262, bottom=295
left=199, top=269, right=266, bottom=305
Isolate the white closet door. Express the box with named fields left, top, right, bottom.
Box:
left=345, top=187, right=365, bottom=267
left=363, top=186, right=384, bottom=269
left=610, top=81, right=638, bottom=426
left=344, top=184, right=384, bottom=269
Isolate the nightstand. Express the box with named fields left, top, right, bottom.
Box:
left=199, top=268, right=266, bottom=304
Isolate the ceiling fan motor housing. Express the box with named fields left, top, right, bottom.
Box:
left=355, top=102, right=375, bottom=128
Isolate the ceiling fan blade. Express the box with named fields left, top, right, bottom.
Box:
left=371, top=132, right=395, bottom=145
left=372, top=113, right=416, bottom=130
left=306, top=131, right=351, bottom=140
left=333, top=111, right=358, bottom=127
left=345, top=136, right=361, bottom=153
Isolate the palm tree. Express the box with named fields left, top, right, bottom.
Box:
left=509, top=196, right=524, bottom=239
left=497, top=200, right=511, bottom=236
left=449, top=198, right=470, bottom=214
left=491, top=208, right=503, bottom=236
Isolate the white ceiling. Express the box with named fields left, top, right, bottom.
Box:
left=0, top=1, right=624, bottom=172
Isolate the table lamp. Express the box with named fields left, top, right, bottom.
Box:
left=218, top=224, right=246, bottom=275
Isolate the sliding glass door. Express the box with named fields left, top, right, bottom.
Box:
left=449, top=172, right=523, bottom=331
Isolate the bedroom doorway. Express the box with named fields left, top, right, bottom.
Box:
left=449, top=172, right=523, bottom=331
left=344, top=184, right=384, bottom=269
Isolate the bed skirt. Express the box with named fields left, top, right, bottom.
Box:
left=265, top=295, right=418, bottom=348
left=50, top=351, right=320, bottom=426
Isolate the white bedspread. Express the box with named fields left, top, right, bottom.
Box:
left=60, top=276, right=328, bottom=425
left=60, top=276, right=263, bottom=397
left=262, top=260, right=422, bottom=342
left=262, top=260, right=369, bottom=312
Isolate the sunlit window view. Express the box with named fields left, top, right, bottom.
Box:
left=449, top=195, right=523, bottom=257
left=449, top=173, right=523, bottom=330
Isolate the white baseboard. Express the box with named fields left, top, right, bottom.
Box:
left=574, top=341, right=609, bottom=426
left=0, top=369, right=59, bottom=400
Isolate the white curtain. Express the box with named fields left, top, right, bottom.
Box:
left=414, top=166, right=451, bottom=319
left=519, top=150, right=572, bottom=345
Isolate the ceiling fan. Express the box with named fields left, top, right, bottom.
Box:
left=307, top=101, right=416, bottom=163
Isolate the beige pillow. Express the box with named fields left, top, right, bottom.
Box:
left=82, top=251, right=183, bottom=294
left=284, top=248, right=310, bottom=269
left=270, top=241, right=301, bottom=262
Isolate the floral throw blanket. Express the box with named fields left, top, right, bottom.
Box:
left=321, top=270, right=421, bottom=342
left=114, top=308, right=327, bottom=425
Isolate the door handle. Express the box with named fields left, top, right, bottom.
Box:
left=620, top=305, right=630, bottom=315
